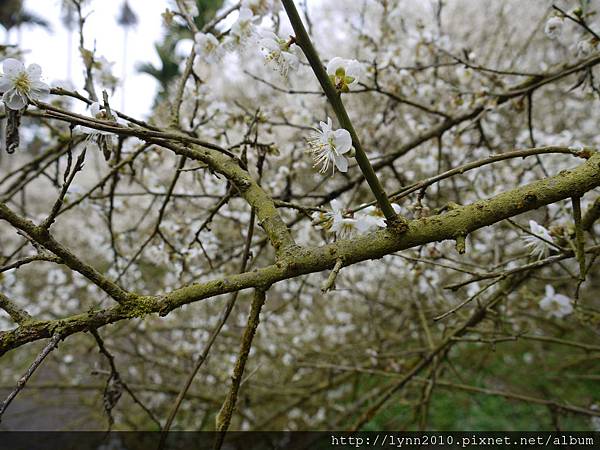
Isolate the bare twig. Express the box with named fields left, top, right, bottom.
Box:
left=0, top=334, right=61, bottom=421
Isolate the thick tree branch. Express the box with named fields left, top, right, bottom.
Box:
left=1, top=152, right=599, bottom=356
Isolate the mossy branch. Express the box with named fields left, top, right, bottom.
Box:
left=1, top=152, right=599, bottom=356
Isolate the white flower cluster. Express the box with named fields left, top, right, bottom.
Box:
left=312, top=199, right=401, bottom=238
left=193, top=7, right=258, bottom=64
left=194, top=7, right=299, bottom=79
left=544, top=12, right=600, bottom=59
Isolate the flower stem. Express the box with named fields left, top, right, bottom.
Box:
left=280, top=0, right=401, bottom=226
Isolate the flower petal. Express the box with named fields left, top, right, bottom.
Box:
left=90, top=102, right=101, bottom=117
left=3, top=89, right=27, bottom=110
left=333, top=129, right=352, bottom=153
left=330, top=199, right=342, bottom=212
left=0, top=76, right=12, bottom=92
left=283, top=52, right=299, bottom=71
left=30, top=80, right=50, bottom=100
left=2, top=58, right=24, bottom=76
left=326, top=57, right=344, bottom=76
left=26, top=63, right=43, bottom=81
left=260, top=38, right=280, bottom=51
left=334, top=154, right=348, bottom=172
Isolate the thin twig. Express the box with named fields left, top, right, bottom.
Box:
left=0, top=334, right=61, bottom=421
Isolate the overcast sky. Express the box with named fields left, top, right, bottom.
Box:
left=9, top=1, right=170, bottom=118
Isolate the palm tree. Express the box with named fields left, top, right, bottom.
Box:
left=117, top=0, right=138, bottom=110
left=1, top=0, right=50, bottom=44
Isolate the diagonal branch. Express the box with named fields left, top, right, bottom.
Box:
left=0, top=334, right=61, bottom=422
left=280, top=0, right=400, bottom=225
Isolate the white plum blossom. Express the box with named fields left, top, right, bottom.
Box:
left=312, top=200, right=358, bottom=237
left=230, top=7, right=257, bottom=45
left=356, top=205, right=386, bottom=230
left=312, top=199, right=341, bottom=232
left=544, top=16, right=564, bottom=40
left=524, top=220, right=554, bottom=259
left=0, top=58, right=50, bottom=110
left=259, top=32, right=299, bottom=78
left=312, top=201, right=401, bottom=236
left=328, top=200, right=358, bottom=237
left=307, top=117, right=353, bottom=174
left=539, top=284, right=573, bottom=318
left=332, top=216, right=360, bottom=238
left=355, top=204, right=402, bottom=231
left=326, top=57, right=363, bottom=92
left=194, top=32, right=222, bottom=63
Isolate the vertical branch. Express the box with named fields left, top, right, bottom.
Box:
left=571, top=196, right=586, bottom=282
left=159, top=207, right=257, bottom=446
left=73, top=0, right=98, bottom=102
left=280, top=0, right=401, bottom=227
left=214, top=288, right=268, bottom=449
left=171, top=0, right=201, bottom=128
left=582, top=196, right=600, bottom=231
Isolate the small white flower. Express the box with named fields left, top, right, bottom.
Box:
left=544, top=16, right=564, bottom=40
left=312, top=200, right=399, bottom=236
left=356, top=205, right=386, bottom=231
left=326, top=57, right=363, bottom=92
left=307, top=117, right=353, bottom=174
left=0, top=58, right=50, bottom=110
left=328, top=200, right=358, bottom=238
left=355, top=203, right=401, bottom=231
left=194, top=32, right=222, bottom=63
left=259, top=31, right=299, bottom=78
left=312, top=200, right=357, bottom=237
left=231, top=7, right=257, bottom=45
left=524, top=220, right=554, bottom=259
left=539, top=284, right=573, bottom=318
